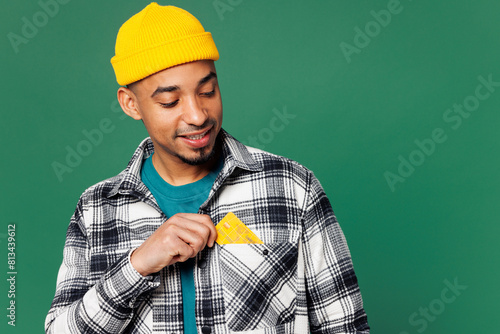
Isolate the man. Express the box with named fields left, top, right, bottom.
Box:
left=46, top=3, right=369, bottom=333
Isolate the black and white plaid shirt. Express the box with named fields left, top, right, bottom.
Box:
left=46, top=129, right=369, bottom=333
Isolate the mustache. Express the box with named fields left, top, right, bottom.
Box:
left=175, top=118, right=217, bottom=137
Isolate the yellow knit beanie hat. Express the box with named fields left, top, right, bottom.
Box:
left=111, top=3, right=219, bottom=86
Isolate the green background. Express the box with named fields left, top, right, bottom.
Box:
left=1, top=0, right=499, bottom=332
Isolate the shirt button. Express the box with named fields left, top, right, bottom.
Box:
left=262, top=249, right=269, bottom=256
left=201, top=326, right=211, bottom=334
left=198, top=259, right=207, bottom=269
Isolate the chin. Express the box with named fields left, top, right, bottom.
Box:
left=178, top=146, right=216, bottom=166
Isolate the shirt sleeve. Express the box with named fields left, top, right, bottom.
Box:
left=301, top=172, right=370, bottom=333
left=45, top=196, right=160, bottom=334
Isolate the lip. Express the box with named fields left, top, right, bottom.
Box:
left=178, top=126, right=213, bottom=149
left=178, top=126, right=213, bottom=138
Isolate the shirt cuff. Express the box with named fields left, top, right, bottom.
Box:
left=127, top=247, right=159, bottom=281
left=96, top=249, right=160, bottom=310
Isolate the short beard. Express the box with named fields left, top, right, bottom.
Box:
left=176, top=146, right=217, bottom=166
left=175, top=134, right=221, bottom=166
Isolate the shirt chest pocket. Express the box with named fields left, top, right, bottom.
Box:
left=218, top=234, right=299, bottom=332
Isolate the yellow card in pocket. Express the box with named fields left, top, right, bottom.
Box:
left=215, top=212, right=263, bottom=245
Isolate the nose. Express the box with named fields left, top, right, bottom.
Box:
left=182, top=95, right=208, bottom=126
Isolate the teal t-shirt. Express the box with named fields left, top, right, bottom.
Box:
left=140, top=154, right=222, bottom=333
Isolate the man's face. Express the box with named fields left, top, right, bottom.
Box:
left=126, top=60, right=223, bottom=166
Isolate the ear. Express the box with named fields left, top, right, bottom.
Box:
left=117, top=87, right=142, bottom=120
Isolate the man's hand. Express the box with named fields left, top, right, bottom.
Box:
left=130, top=213, right=217, bottom=276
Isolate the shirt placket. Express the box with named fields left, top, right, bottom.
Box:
left=193, top=163, right=235, bottom=334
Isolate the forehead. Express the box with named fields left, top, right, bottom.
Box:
left=139, top=60, right=216, bottom=91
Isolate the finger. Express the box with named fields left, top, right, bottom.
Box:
left=203, top=220, right=217, bottom=248
left=173, top=225, right=209, bottom=254
left=169, top=213, right=217, bottom=247
left=191, top=214, right=217, bottom=247
left=171, top=214, right=214, bottom=240
left=169, top=237, right=196, bottom=264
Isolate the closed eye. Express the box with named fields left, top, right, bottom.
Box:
left=160, top=100, right=179, bottom=108
left=201, top=90, right=215, bottom=97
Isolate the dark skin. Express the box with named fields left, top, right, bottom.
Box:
left=117, top=60, right=222, bottom=276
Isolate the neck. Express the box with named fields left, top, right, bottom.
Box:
left=151, top=149, right=220, bottom=187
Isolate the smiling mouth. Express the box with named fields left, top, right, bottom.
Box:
left=179, top=125, right=213, bottom=139
left=184, top=129, right=210, bottom=140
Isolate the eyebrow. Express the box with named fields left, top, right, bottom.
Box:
left=151, top=85, right=180, bottom=98
left=150, top=71, right=218, bottom=98
left=198, top=71, right=217, bottom=86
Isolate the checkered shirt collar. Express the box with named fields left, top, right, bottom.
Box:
left=103, top=129, right=263, bottom=198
